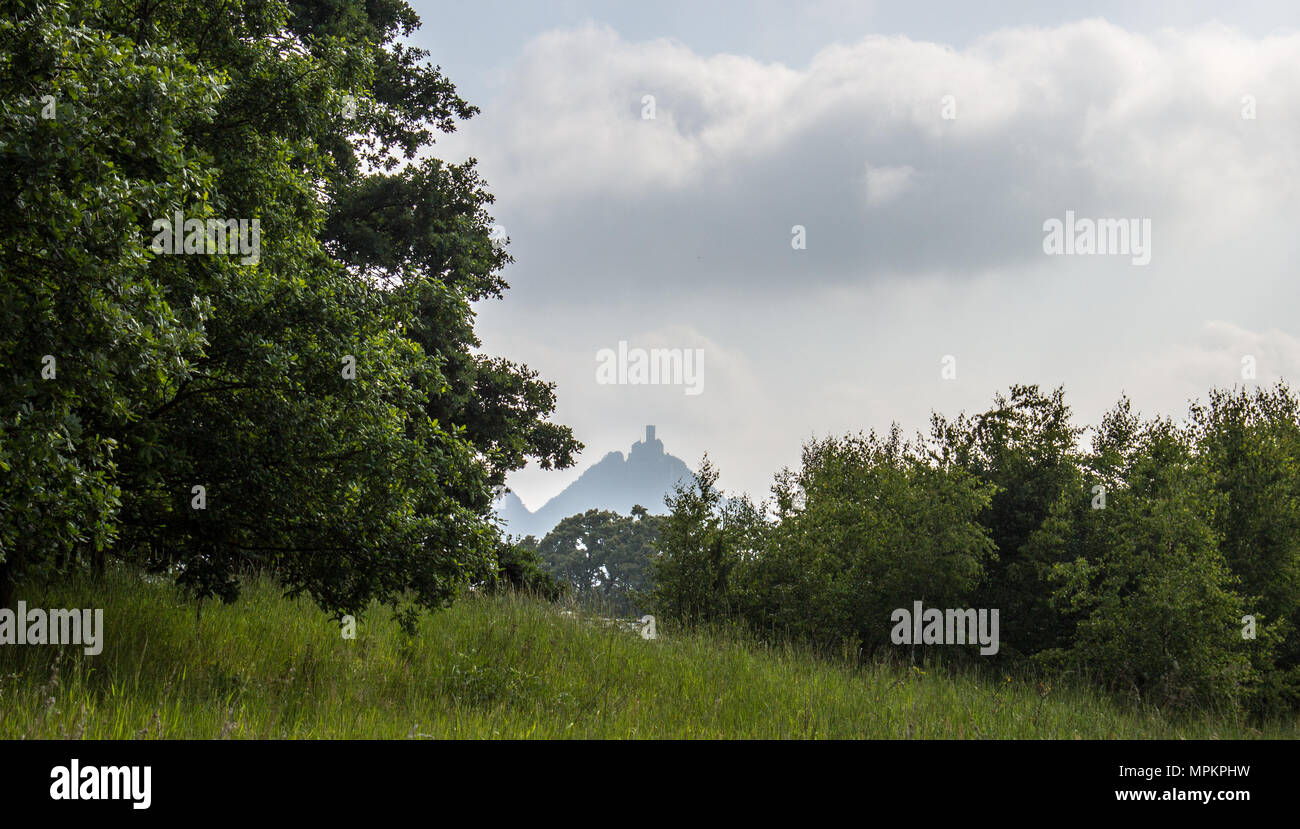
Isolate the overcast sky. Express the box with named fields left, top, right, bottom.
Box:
left=411, top=1, right=1300, bottom=511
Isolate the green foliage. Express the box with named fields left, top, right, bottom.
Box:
left=487, top=535, right=566, bottom=603
left=649, top=457, right=763, bottom=627
left=3, top=569, right=1295, bottom=738
left=0, top=0, right=578, bottom=619
left=0, top=0, right=222, bottom=603
left=928, top=385, right=1083, bottom=658
left=537, top=506, right=661, bottom=612
left=738, top=426, right=994, bottom=658
left=4, top=0, right=1300, bottom=725
left=650, top=384, right=1300, bottom=717
left=1189, top=384, right=1300, bottom=712
left=1050, top=415, right=1259, bottom=712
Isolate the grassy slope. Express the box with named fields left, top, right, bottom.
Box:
left=0, top=571, right=1294, bottom=739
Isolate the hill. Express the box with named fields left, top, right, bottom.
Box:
left=495, top=425, right=695, bottom=539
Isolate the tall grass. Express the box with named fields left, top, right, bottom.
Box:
left=1, top=569, right=1294, bottom=738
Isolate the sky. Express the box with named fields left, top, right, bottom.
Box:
left=409, top=1, right=1300, bottom=511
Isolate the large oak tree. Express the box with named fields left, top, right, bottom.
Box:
left=0, top=0, right=579, bottom=624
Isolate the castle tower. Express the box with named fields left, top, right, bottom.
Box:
left=632, top=425, right=663, bottom=458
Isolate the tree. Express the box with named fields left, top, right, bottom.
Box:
left=749, top=425, right=994, bottom=657
left=487, top=535, right=566, bottom=603
left=928, top=385, right=1084, bottom=657
left=0, top=0, right=579, bottom=624
left=1050, top=414, right=1258, bottom=711
left=0, top=0, right=220, bottom=604
left=538, top=507, right=661, bottom=612
left=1189, top=383, right=1300, bottom=712
left=650, top=457, right=762, bottom=627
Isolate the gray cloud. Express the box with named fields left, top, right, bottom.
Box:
left=432, top=19, right=1300, bottom=504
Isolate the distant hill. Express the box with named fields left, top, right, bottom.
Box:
left=495, top=426, right=695, bottom=539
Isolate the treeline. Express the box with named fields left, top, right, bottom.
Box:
left=642, top=384, right=1300, bottom=717
left=0, top=0, right=578, bottom=626
left=498, top=507, right=662, bottom=614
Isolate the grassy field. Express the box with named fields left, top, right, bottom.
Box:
left=1, top=570, right=1294, bottom=739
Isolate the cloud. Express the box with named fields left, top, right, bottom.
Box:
left=864, top=163, right=917, bottom=206
left=439, top=19, right=1300, bottom=300
left=1138, top=321, right=1300, bottom=398
left=442, top=19, right=1300, bottom=504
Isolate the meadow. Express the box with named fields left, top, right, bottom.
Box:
left=1, top=570, right=1294, bottom=739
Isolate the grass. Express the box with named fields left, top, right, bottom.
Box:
left=1, top=569, right=1295, bottom=739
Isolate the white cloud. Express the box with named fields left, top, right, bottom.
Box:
left=1138, top=321, right=1300, bottom=397
left=436, top=19, right=1300, bottom=301
left=444, top=19, right=1300, bottom=504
